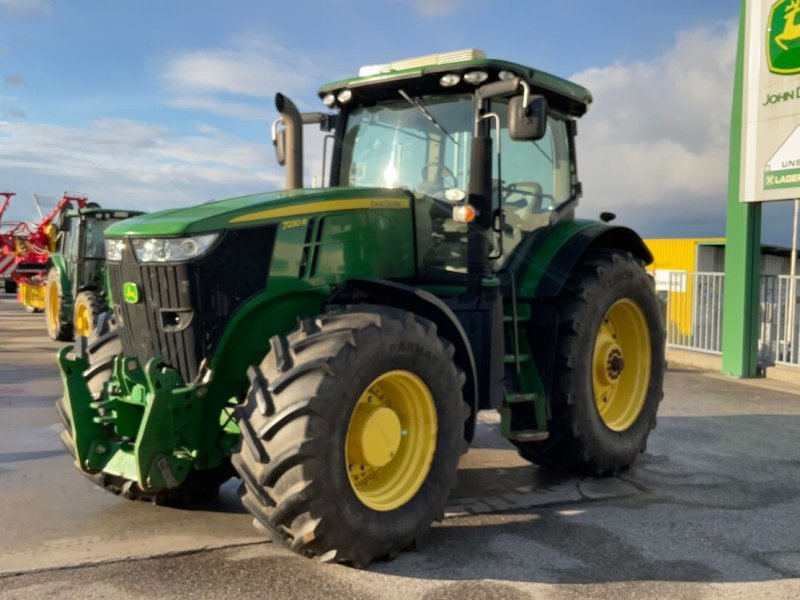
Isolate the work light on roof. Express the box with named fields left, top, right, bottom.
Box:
left=439, top=73, right=461, bottom=87
left=358, top=49, right=486, bottom=77
left=463, top=71, right=488, bottom=85
left=322, top=93, right=336, bottom=107
left=337, top=89, right=353, bottom=104
left=498, top=70, right=517, bottom=81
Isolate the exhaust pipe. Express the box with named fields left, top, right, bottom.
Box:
left=275, top=93, right=303, bottom=189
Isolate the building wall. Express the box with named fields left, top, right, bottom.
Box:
left=644, top=237, right=795, bottom=342
left=645, top=238, right=724, bottom=339
left=645, top=238, right=725, bottom=273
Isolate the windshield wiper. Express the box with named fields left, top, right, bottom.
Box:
left=398, top=89, right=458, bottom=145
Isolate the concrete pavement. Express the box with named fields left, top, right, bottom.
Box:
left=1, top=294, right=799, bottom=599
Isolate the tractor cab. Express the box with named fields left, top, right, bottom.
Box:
left=55, top=207, right=144, bottom=293
left=278, top=49, right=590, bottom=282
left=45, top=206, right=144, bottom=340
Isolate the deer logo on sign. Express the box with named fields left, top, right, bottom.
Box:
left=775, top=0, right=800, bottom=50
left=769, top=0, right=800, bottom=74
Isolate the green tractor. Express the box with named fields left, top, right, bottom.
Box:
left=57, top=50, right=664, bottom=566
left=45, top=205, right=144, bottom=341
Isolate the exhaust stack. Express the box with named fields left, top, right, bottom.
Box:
left=275, top=93, right=303, bottom=189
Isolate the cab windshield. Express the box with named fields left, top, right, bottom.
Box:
left=337, top=93, right=575, bottom=279
left=338, top=94, right=474, bottom=199
left=83, top=216, right=125, bottom=259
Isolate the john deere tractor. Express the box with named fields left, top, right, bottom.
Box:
left=45, top=205, right=144, bottom=341
left=57, top=50, right=664, bottom=566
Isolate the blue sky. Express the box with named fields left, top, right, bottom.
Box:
left=2, top=0, right=793, bottom=244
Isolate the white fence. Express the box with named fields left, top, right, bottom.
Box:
left=659, top=270, right=800, bottom=368
left=760, top=275, right=800, bottom=367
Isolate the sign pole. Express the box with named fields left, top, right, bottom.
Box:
left=786, top=199, right=799, bottom=358
left=722, top=0, right=762, bottom=378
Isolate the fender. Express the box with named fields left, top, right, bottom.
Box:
left=508, top=219, right=652, bottom=413
left=511, top=219, right=653, bottom=299
left=209, top=286, right=329, bottom=392
left=330, top=278, right=480, bottom=442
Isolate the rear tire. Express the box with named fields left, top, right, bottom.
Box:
left=3, top=279, right=16, bottom=294
left=232, top=306, right=468, bottom=566
left=45, top=268, right=72, bottom=341
left=513, top=250, right=664, bottom=475
left=57, top=329, right=233, bottom=503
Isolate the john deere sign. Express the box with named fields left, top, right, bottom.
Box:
left=740, top=0, right=800, bottom=201
left=768, top=0, right=800, bottom=74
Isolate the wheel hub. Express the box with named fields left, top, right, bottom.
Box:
left=345, top=370, right=437, bottom=512
left=347, top=404, right=402, bottom=468
left=75, top=303, right=90, bottom=337
left=591, top=299, right=652, bottom=432
left=606, top=348, right=625, bottom=381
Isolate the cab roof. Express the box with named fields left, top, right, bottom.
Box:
left=64, top=207, right=145, bottom=219
left=318, top=49, right=592, bottom=117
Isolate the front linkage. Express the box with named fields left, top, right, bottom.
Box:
left=58, top=346, right=237, bottom=497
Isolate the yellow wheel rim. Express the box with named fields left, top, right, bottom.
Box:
left=345, top=370, right=437, bottom=512
left=592, top=299, right=651, bottom=432
left=46, top=279, right=60, bottom=331
left=74, top=301, right=90, bottom=337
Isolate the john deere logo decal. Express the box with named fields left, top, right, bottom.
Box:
left=768, top=0, right=800, bottom=74
left=123, top=282, right=140, bottom=304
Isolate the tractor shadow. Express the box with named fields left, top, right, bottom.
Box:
left=371, top=413, right=800, bottom=584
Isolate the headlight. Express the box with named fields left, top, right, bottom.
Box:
left=131, top=233, right=219, bottom=263
left=105, top=238, right=126, bottom=261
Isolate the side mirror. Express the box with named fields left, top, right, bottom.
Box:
left=508, top=94, right=548, bottom=141
left=58, top=217, right=71, bottom=232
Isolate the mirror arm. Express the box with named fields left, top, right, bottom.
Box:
left=519, top=80, right=530, bottom=111
left=270, top=118, right=282, bottom=144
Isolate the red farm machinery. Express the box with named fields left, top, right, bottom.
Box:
left=11, top=193, right=90, bottom=311
left=0, top=192, right=27, bottom=294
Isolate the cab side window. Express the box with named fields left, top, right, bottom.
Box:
left=65, top=218, right=81, bottom=258
left=491, top=102, right=573, bottom=260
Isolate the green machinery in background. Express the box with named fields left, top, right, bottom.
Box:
left=57, top=50, right=664, bottom=567
left=45, top=205, right=144, bottom=341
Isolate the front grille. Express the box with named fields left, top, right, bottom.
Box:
left=108, top=226, right=277, bottom=383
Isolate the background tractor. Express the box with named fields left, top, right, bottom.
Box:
left=58, top=49, right=664, bottom=567
left=43, top=204, right=145, bottom=341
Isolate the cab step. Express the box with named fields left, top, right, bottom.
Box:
left=505, top=393, right=538, bottom=404
left=506, top=429, right=549, bottom=442
left=504, top=353, right=530, bottom=364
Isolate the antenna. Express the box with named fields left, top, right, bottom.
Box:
left=32, top=194, right=44, bottom=220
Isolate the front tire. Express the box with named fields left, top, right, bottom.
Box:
left=73, top=290, right=106, bottom=339
left=232, top=306, right=468, bottom=566
left=514, top=250, right=664, bottom=475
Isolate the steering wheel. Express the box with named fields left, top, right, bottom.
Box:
left=420, top=162, right=458, bottom=190
left=504, top=182, right=554, bottom=213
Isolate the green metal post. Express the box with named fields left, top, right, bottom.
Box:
left=722, top=0, right=762, bottom=378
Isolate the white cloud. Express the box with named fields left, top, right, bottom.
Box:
left=0, top=0, right=51, bottom=15
left=0, top=118, right=284, bottom=220
left=0, top=32, right=334, bottom=221
left=161, top=35, right=323, bottom=120
left=169, top=96, right=272, bottom=122
left=571, top=23, right=737, bottom=236
left=402, top=0, right=468, bottom=17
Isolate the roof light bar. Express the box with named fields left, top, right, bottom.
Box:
left=358, top=49, right=486, bottom=77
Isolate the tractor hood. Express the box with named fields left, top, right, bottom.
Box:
left=104, top=187, right=413, bottom=237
